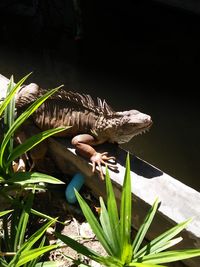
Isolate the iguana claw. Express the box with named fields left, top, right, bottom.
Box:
left=90, top=152, right=118, bottom=179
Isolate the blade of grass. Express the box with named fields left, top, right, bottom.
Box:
left=3, top=76, right=14, bottom=128
left=149, top=237, right=183, bottom=254
left=8, top=218, right=57, bottom=267
left=0, top=73, right=31, bottom=117
left=75, top=189, right=113, bottom=255
left=132, top=198, right=160, bottom=256
left=20, top=218, right=57, bottom=252
left=14, top=245, right=59, bottom=267
left=27, top=236, right=46, bottom=267
left=120, top=153, right=132, bottom=262
left=0, top=175, right=5, bottom=182
left=31, top=208, right=64, bottom=224
left=5, top=76, right=15, bottom=154
left=105, top=167, right=121, bottom=254
left=0, top=85, right=63, bottom=169
left=14, top=192, right=34, bottom=251
left=55, top=232, right=123, bottom=267
left=128, top=262, right=167, bottom=267
left=8, top=172, right=65, bottom=185
left=3, top=76, right=17, bottom=173
left=135, top=218, right=192, bottom=259
left=4, top=76, right=15, bottom=157
left=0, top=210, right=13, bottom=217
left=0, top=257, right=9, bottom=267
left=10, top=197, right=22, bottom=251
left=141, top=249, right=200, bottom=264
left=6, top=126, right=68, bottom=167
left=3, top=213, right=12, bottom=252
left=99, top=196, right=117, bottom=256
left=55, top=232, right=101, bottom=259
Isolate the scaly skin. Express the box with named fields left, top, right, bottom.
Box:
left=15, top=83, right=153, bottom=179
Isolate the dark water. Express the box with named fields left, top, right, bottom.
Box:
left=0, top=1, right=200, bottom=191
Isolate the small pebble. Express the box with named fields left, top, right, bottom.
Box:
left=65, top=173, right=85, bottom=204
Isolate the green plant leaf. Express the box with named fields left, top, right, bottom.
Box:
left=7, top=172, right=65, bottom=185
left=0, top=257, right=9, bottom=267
left=132, top=198, right=160, bottom=256
left=0, top=84, right=63, bottom=169
left=4, top=75, right=15, bottom=156
left=141, top=249, right=200, bottom=264
left=128, top=262, right=166, bottom=267
left=8, top=218, right=57, bottom=266
left=14, top=192, right=34, bottom=251
left=13, top=245, right=58, bottom=267
left=0, top=175, right=5, bottom=182
left=31, top=208, right=64, bottom=225
left=149, top=237, right=183, bottom=254
left=27, top=236, right=46, bottom=267
left=20, top=218, right=57, bottom=252
left=135, top=218, right=192, bottom=259
left=120, top=153, right=132, bottom=262
left=105, top=167, right=120, bottom=255
left=55, top=232, right=100, bottom=260
left=75, top=189, right=113, bottom=255
left=7, top=126, right=68, bottom=166
left=0, top=73, right=31, bottom=117
left=55, top=232, right=123, bottom=267
left=0, top=209, right=13, bottom=217
left=99, top=196, right=117, bottom=256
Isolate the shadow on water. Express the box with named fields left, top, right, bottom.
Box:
left=0, top=0, right=200, bottom=190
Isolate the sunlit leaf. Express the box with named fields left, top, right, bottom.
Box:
left=55, top=232, right=123, bottom=267
left=4, top=75, right=15, bottom=156
left=0, top=73, right=31, bottom=117
left=105, top=167, right=120, bottom=255
left=135, top=218, right=192, bottom=259
left=120, top=153, right=132, bottom=262
left=99, top=196, right=117, bottom=255
left=128, top=262, right=166, bottom=267
left=6, top=126, right=68, bottom=166
left=0, top=84, right=63, bottom=169
left=141, top=249, right=200, bottom=264
left=75, top=189, right=113, bottom=255
left=15, top=245, right=58, bottom=267
left=7, top=172, right=65, bottom=185
left=0, top=209, right=13, bottom=217
left=132, top=198, right=159, bottom=256
left=14, top=192, right=34, bottom=251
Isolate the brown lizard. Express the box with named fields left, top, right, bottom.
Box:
left=15, top=83, right=153, bottom=179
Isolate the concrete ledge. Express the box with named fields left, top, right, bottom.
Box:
left=1, top=73, right=200, bottom=267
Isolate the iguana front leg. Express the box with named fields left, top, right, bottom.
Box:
left=71, top=134, right=117, bottom=179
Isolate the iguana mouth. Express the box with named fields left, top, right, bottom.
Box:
left=116, top=120, right=153, bottom=144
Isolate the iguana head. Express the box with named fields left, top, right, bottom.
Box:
left=111, top=110, right=152, bottom=144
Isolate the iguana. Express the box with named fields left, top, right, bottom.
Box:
left=15, top=83, right=153, bottom=179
